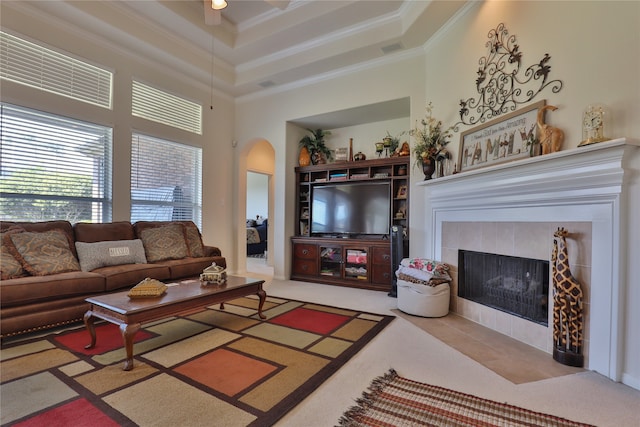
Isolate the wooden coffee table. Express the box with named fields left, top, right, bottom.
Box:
left=84, top=275, right=266, bottom=370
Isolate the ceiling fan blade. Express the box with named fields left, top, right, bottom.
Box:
left=203, top=0, right=221, bottom=25
left=264, top=0, right=290, bottom=10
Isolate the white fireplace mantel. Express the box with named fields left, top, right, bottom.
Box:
left=418, top=138, right=640, bottom=386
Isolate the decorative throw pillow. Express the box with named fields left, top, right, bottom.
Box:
left=75, top=239, right=147, bottom=272
left=183, top=222, right=205, bottom=258
left=1, top=232, right=27, bottom=279
left=6, top=229, right=80, bottom=276
left=139, top=224, right=189, bottom=262
left=401, top=258, right=452, bottom=281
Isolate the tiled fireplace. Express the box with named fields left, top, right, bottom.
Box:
left=418, top=138, right=637, bottom=383
left=441, top=220, right=591, bottom=361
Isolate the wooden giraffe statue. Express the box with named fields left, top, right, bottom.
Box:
left=551, top=227, right=584, bottom=367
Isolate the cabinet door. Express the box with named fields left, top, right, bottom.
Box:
left=371, top=246, right=392, bottom=285
left=319, top=246, right=342, bottom=277
left=292, top=243, right=318, bottom=276
left=344, top=248, right=368, bottom=281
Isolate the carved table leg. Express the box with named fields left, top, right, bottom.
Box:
left=120, top=323, right=141, bottom=371
left=84, top=310, right=97, bottom=350
left=257, top=289, right=267, bottom=320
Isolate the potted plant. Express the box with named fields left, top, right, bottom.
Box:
left=410, top=103, right=453, bottom=180
left=299, top=128, right=332, bottom=165
left=383, top=130, right=406, bottom=156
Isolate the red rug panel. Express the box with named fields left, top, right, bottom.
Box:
left=54, top=324, right=153, bottom=355
left=14, top=398, right=119, bottom=427
left=269, top=307, right=350, bottom=335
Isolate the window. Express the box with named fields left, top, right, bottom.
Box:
left=0, top=104, right=113, bottom=223
left=0, top=31, right=113, bottom=109
left=131, top=133, right=202, bottom=228
left=132, top=80, right=202, bottom=135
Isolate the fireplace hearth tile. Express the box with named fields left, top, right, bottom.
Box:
left=394, top=310, right=584, bottom=384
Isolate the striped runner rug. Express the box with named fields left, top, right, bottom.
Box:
left=339, top=369, right=595, bottom=427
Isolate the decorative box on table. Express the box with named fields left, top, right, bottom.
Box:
left=200, top=263, right=226, bottom=284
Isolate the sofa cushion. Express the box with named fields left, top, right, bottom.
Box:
left=160, top=256, right=227, bottom=280
left=139, top=223, right=189, bottom=262
left=6, top=229, right=81, bottom=276
left=1, top=230, right=27, bottom=280
left=92, top=263, right=172, bottom=291
left=0, top=271, right=105, bottom=306
left=74, top=221, right=135, bottom=243
left=75, top=239, right=147, bottom=272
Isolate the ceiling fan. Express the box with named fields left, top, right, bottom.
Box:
left=203, top=0, right=290, bottom=26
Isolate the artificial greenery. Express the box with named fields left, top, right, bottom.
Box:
left=384, top=130, right=406, bottom=154
left=299, top=128, right=333, bottom=162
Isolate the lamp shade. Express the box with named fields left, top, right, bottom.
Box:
left=212, top=0, right=227, bottom=10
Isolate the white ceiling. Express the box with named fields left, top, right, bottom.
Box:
left=6, top=0, right=469, bottom=100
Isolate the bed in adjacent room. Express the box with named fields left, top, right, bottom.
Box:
left=247, top=217, right=267, bottom=256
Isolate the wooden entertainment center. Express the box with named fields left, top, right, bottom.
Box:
left=291, top=156, right=409, bottom=291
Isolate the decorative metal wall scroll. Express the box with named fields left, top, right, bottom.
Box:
left=457, top=23, right=563, bottom=128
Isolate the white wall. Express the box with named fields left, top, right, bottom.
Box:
left=235, top=53, right=427, bottom=284
left=327, top=117, right=410, bottom=160
left=235, top=1, right=640, bottom=389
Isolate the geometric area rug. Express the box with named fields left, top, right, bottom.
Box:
left=0, top=295, right=394, bottom=427
left=338, top=369, right=595, bottom=427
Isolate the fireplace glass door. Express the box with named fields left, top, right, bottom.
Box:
left=458, top=250, right=549, bottom=325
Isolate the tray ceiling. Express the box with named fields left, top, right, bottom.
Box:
left=2, top=1, right=469, bottom=98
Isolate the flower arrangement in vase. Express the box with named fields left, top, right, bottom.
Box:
left=410, top=103, right=453, bottom=180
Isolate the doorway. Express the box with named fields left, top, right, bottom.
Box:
left=238, top=140, right=276, bottom=277
left=246, top=171, right=273, bottom=277
left=246, top=170, right=268, bottom=258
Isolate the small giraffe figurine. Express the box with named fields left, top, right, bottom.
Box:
left=552, top=227, right=584, bottom=365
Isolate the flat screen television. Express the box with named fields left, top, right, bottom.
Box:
left=310, top=181, right=390, bottom=236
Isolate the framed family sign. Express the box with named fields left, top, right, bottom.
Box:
left=458, top=100, right=545, bottom=173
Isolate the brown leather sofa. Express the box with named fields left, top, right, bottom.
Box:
left=1, top=220, right=226, bottom=338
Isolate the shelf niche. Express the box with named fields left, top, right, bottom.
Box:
left=292, top=156, right=409, bottom=291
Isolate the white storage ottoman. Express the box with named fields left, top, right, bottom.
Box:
left=397, top=279, right=450, bottom=317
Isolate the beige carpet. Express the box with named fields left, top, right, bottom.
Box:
left=263, top=279, right=640, bottom=427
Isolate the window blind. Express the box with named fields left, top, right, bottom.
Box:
left=0, top=31, right=113, bottom=109
left=0, top=103, right=113, bottom=223
left=132, top=80, right=202, bottom=135
left=131, top=133, right=202, bottom=228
